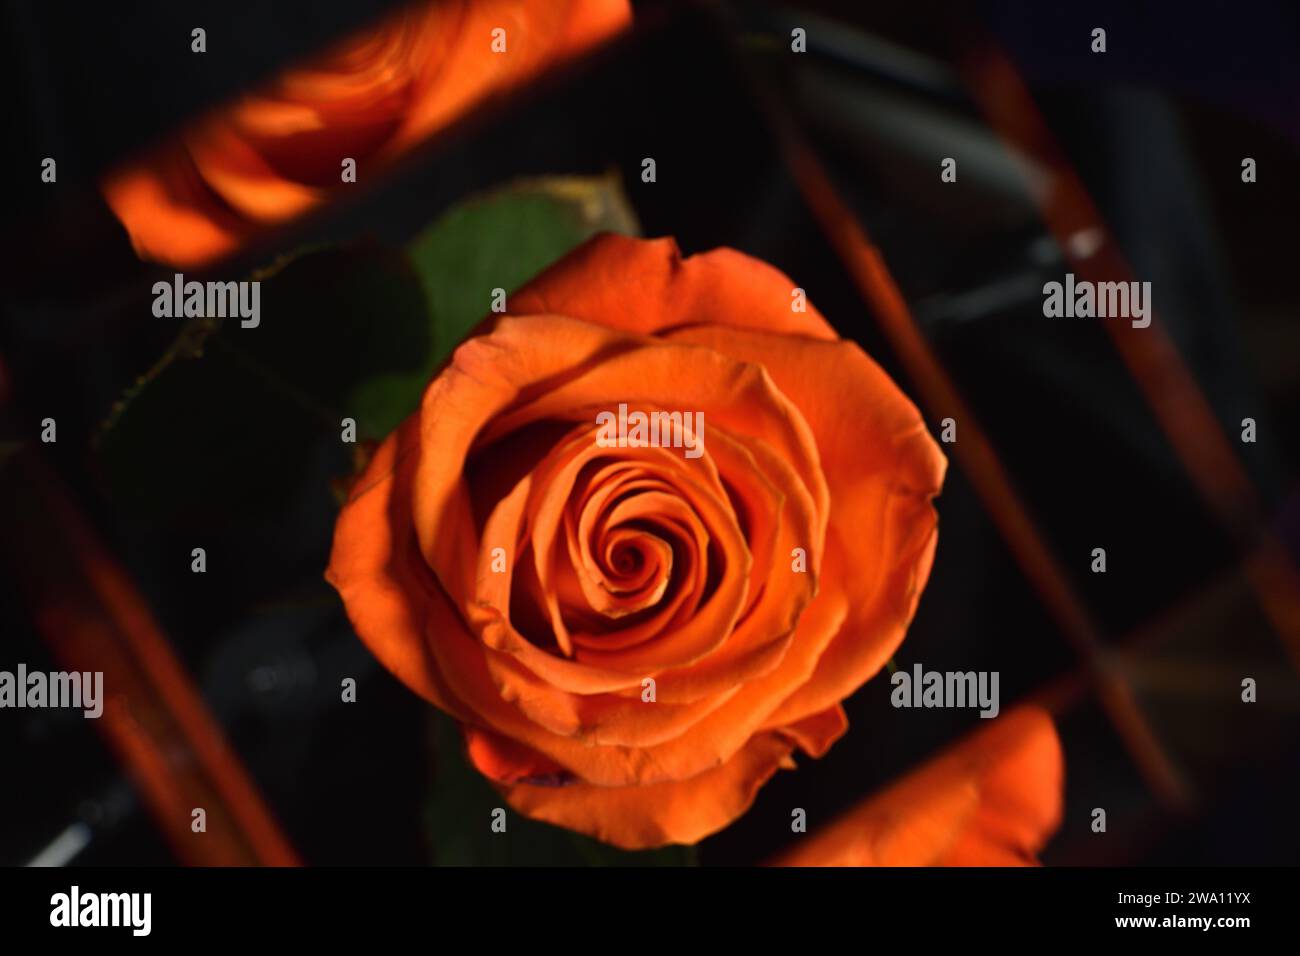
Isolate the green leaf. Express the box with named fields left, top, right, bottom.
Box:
left=407, top=171, right=640, bottom=371
left=423, top=712, right=694, bottom=867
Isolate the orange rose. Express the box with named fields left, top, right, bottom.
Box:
left=326, top=234, right=946, bottom=848
left=772, top=707, right=1065, bottom=866
left=101, top=0, right=630, bottom=267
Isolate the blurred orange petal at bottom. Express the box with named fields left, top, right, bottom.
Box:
left=771, top=706, right=1064, bottom=867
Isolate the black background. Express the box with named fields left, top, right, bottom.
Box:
left=2, top=0, right=1299, bottom=867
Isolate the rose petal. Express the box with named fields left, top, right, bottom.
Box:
left=661, top=325, right=945, bottom=724
left=486, top=706, right=848, bottom=849
left=508, top=232, right=839, bottom=342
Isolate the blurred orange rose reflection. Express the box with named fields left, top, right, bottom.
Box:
left=102, top=0, right=631, bottom=267
left=772, top=707, right=1064, bottom=866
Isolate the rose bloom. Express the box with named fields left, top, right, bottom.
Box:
left=101, top=0, right=630, bottom=268
left=327, top=234, right=947, bottom=849
left=772, top=707, right=1065, bottom=866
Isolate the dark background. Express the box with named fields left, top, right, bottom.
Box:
left=2, top=0, right=1299, bottom=865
